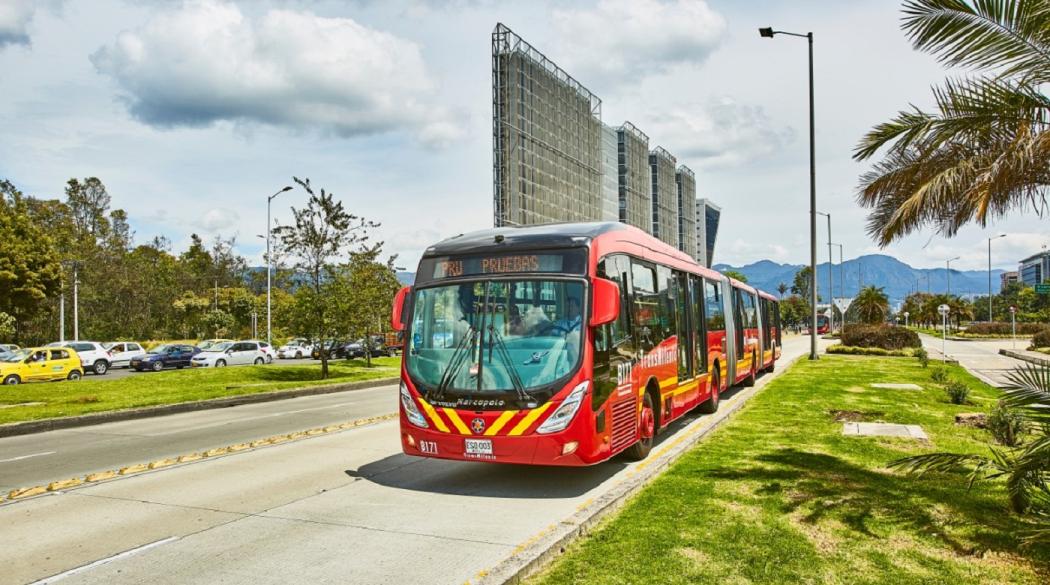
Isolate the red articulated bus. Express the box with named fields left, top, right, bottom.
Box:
left=390, top=222, right=782, bottom=466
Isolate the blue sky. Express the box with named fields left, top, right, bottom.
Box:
left=1, top=0, right=1045, bottom=272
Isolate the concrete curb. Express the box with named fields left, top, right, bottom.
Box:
left=0, top=376, right=399, bottom=438
left=999, top=348, right=1050, bottom=368
left=1, top=412, right=397, bottom=505
left=476, top=354, right=805, bottom=585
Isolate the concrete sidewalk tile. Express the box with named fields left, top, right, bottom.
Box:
left=842, top=422, right=928, bottom=440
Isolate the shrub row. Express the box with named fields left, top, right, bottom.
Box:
left=840, top=324, right=921, bottom=350
left=1032, top=329, right=1050, bottom=348
left=965, top=322, right=1049, bottom=336
left=826, top=345, right=916, bottom=357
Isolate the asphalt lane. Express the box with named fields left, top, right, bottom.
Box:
left=918, top=333, right=1027, bottom=387
left=0, top=383, right=396, bottom=493
left=2, top=334, right=817, bottom=585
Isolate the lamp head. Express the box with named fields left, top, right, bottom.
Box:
left=281, top=186, right=293, bottom=192
left=759, top=27, right=774, bottom=38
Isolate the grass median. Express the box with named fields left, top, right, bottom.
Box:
left=0, top=357, right=400, bottom=425
left=531, top=355, right=1049, bottom=584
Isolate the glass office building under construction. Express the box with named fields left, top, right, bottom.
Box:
left=492, top=23, right=719, bottom=264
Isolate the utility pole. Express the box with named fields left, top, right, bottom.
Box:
left=59, top=274, right=65, bottom=343
left=817, top=212, right=833, bottom=332
left=267, top=185, right=294, bottom=347
left=73, top=263, right=80, bottom=342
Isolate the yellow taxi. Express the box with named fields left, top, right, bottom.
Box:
left=1, top=347, right=84, bottom=385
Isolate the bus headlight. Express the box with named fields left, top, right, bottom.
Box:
left=536, top=381, right=589, bottom=435
left=400, top=382, right=429, bottom=428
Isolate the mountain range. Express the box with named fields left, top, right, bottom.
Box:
left=714, top=254, right=1005, bottom=304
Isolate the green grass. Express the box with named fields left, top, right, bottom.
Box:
left=0, top=357, right=400, bottom=425
left=531, top=356, right=1049, bottom=585
left=827, top=344, right=919, bottom=357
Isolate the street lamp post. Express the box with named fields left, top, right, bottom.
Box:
left=761, top=26, right=818, bottom=360
left=988, top=234, right=1006, bottom=321
left=946, top=256, right=961, bottom=297
left=817, top=211, right=833, bottom=333
left=266, top=186, right=293, bottom=347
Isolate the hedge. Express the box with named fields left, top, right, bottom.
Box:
left=826, top=344, right=917, bottom=357
left=965, top=322, right=1049, bottom=336
left=1031, top=329, right=1050, bottom=349
left=840, top=324, right=921, bottom=350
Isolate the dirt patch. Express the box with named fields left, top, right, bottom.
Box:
left=829, top=410, right=885, bottom=422
left=955, top=413, right=987, bottom=429
left=676, top=547, right=710, bottom=565
left=844, top=386, right=866, bottom=394
left=789, top=514, right=843, bottom=554
left=69, top=395, right=101, bottom=404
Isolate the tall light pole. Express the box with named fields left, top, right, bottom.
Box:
left=988, top=234, right=1006, bottom=321
left=831, top=242, right=844, bottom=323
left=817, top=211, right=833, bottom=332
left=267, top=185, right=293, bottom=347
left=761, top=26, right=818, bottom=359
left=946, top=256, right=960, bottom=297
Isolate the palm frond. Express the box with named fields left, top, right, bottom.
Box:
left=889, top=451, right=999, bottom=480
left=1002, top=363, right=1050, bottom=424
left=902, top=0, right=1050, bottom=81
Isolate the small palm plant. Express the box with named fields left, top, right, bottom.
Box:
left=890, top=364, right=1050, bottom=545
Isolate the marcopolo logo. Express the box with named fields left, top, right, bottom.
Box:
left=470, top=417, right=486, bottom=434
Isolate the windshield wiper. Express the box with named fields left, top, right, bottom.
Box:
left=433, top=326, right=477, bottom=401
left=487, top=325, right=530, bottom=404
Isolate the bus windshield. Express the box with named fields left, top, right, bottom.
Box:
left=407, top=279, right=585, bottom=394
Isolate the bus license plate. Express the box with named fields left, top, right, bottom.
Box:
left=464, top=439, right=493, bottom=455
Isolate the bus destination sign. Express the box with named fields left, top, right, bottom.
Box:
left=432, top=254, right=565, bottom=279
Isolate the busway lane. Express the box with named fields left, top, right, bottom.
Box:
left=4, top=334, right=814, bottom=585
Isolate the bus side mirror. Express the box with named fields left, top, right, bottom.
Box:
left=591, top=278, right=621, bottom=327
left=391, top=286, right=411, bottom=331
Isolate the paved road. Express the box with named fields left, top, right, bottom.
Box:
left=918, top=334, right=1027, bottom=387
left=0, top=383, right=396, bottom=493
left=2, top=334, right=817, bottom=585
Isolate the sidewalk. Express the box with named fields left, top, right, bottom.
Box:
left=918, top=334, right=1024, bottom=388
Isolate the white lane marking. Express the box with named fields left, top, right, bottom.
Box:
left=0, top=451, right=56, bottom=464
left=29, top=536, right=179, bottom=584
left=265, top=402, right=355, bottom=417
left=148, top=401, right=360, bottom=435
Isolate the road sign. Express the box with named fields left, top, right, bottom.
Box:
left=938, top=304, right=950, bottom=316
left=833, top=297, right=853, bottom=315
left=1036, top=284, right=1050, bottom=294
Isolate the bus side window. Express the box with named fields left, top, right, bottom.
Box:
left=630, top=260, right=658, bottom=351
left=656, top=265, right=677, bottom=348
left=704, top=279, right=724, bottom=331
left=692, top=275, right=707, bottom=373
left=596, top=255, right=633, bottom=352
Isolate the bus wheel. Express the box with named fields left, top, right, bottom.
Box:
left=699, top=369, right=720, bottom=414
left=743, top=353, right=757, bottom=387
left=625, top=392, right=656, bottom=461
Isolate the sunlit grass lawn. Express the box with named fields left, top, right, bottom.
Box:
left=531, top=355, right=1049, bottom=585
left=0, top=357, right=400, bottom=425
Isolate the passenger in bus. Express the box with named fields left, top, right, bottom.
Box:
left=508, top=304, right=527, bottom=336
left=553, top=297, right=582, bottom=333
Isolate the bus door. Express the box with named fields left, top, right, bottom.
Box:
left=672, top=271, right=695, bottom=414
left=733, top=288, right=747, bottom=372
left=594, top=255, right=639, bottom=455
left=719, top=279, right=738, bottom=384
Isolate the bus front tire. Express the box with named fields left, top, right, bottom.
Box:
left=625, top=391, right=656, bottom=461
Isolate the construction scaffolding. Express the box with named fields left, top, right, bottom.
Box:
left=676, top=165, right=697, bottom=260
left=599, top=124, right=619, bottom=222
left=492, top=23, right=602, bottom=227
left=617, top=122, right=651, bottom=234
left=649, top=146, right=678, bottom=248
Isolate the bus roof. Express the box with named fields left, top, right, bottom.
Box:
left=423, top=222, right=628, bottom=257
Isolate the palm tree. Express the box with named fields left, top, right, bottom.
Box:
left=853, top=285, right=890, bottom=324
left=777, top=282, right=788, bottom=298
left=891, top=364, right=1050, bottom=546
left=854, top=0, right=1050, bottom=245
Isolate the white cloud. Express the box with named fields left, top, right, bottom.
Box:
left=552, top=0, right=725, bottom=87
left=90, top=0, right=460, bottom=145
left=921, top=233, right=1050, bottom=272
left=644, top=97, right=795, bottom=168
left=0, top=0, right=55, bottom=48
left=202, top=207, right=240, bottom=232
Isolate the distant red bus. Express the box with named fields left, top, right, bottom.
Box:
left=390, top=222, right=781, bottom=466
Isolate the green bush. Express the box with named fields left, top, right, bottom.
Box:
left=826, top=345, right=915, bottom=357
left=1031, top=329, right=1050, bottom=349
left=944, top=380, right=970, bottom=405
left=966, top=322, right=1048, bottom=336
left=840, top=324, right=921, bottom=350
left=915, top=344, right=932, bottom=367
left=930, top=367, right=949, bottom=384
left=987, top=399, right=1026, bottom=447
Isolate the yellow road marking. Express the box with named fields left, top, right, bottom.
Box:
left=508, top=402, right=552, bottom=436
left=485, top=410, right=517, bottom=436
left=418, top=398, right=450, bottom=433
left=443, top=408, right=472, bottom=435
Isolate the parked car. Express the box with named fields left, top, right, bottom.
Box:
left=0, top=344, right=20, bottom=352
left=198, top=339, right=232, bottom=351
left=255, top=340, right=275, bottom=363
left=191, top=341, right=268, bottom=368
left=345, top=335, right=396, bottom=359
left=55, top=341, right=112, bottom=375
left=0, top=348, right=12, bottom=361
left=311, top=340, right=347, bottom=360
left=1, top=347, right=83, bottom=384
left=103, top=341, right=146, bottom=368
left=277, top=339, right=313, bottom=359
left=130, top=344, right=200, bottom=372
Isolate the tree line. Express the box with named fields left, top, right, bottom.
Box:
left=0, top=177, right=401, bottom=364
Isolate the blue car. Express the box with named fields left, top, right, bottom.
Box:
left=129, top=344, right=200, bottom=372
